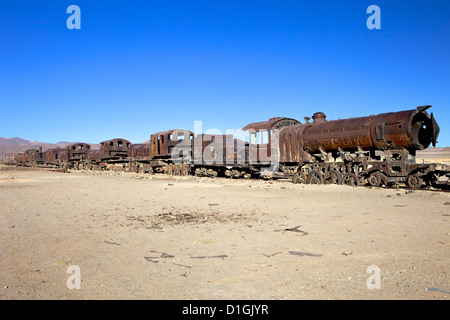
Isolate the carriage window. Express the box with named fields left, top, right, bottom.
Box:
left=178, top=133, right=185, bottom=141
left=127, top=143, right=130, bottom=147
left=117, top=141, right=123, bottom=147
left=110, top=141, right=114, bottom=147
left=261, top=131, right=269, bottom=144
left=169, top=134, right=173, bottom=141
left=161, top=135, right=164, bottom=143
left=249, top=131, right=269, bottom=144
left=250, top=132, right=257, bottom=145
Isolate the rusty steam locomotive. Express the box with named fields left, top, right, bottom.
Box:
left=12, top=105, right=448, bottom=189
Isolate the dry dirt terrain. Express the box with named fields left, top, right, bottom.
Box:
left=0, top=164, right=449, bottom=300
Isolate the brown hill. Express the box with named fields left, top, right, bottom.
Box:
left=0, top=137, right=100, bottom=157
left=416, top=147, right=450, bottom=164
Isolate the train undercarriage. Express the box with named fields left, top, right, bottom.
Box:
left=18, top=150, right=448, bottom=191
left=288, top=148, right=449, bottom=190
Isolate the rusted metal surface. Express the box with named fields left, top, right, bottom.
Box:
left=279, top=124, right=309, bottom=164
left=99, top=138, right=131, bottom=160
left=242, top=117, right=300, bottom=163
left=66, top=143, right=91, bottom=161
left=1, top=153, right=16, bottom=164
left=242, top=117, right=300, bottom=131
left=14, top=152, right=25, bottom=164
left=296, top=106, right=438, bottom=154
left=193, top=134, right=247, bottom=166
left=150, top=129, right=193, bottom=158
left=128, top=143, right=151, bottom=159
left=86, top=149, right=101, bottom=162
left=24, top=149, right=39, bottom=165
left=276, top=105, right=444, bottom=188
left=44, top=149, right=59, bottom=165
left=55, top=148, right=70, bottom=163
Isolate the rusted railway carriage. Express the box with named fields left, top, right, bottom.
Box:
left=126, top=129, right=193, bottom=174
left=15, top=149, right=40, bottom=166
left=81, top=139, right=132, bottom=170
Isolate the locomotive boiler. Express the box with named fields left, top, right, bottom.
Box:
left=274, top=105, right=444, bottom=188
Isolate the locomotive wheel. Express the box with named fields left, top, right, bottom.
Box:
left=181, top=164, right=189, bottom=176
left=173, top=164, right=181, bottom=176
left=342, top=173, right=360, bottom=187
left=425, top=173, right=439, bottom=188
left=406, top=173, right=423, bottom=190
left=194, top=168, right=203, bottom=176
left=324, top=170, right=342, bottom=185
left=306, top=170, right=324, bottom=184
left=208, top=169, right=218, bottom=178
left=368, top=172, right=383, bottom=187
left=292, top=171, right=307, bottom=184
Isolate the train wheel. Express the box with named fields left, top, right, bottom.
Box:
left=292, top=171, right=307, bottom=184
left=425, top=173, right=439, bottom=188
left=194, top=168, right=203, bottom=176
left=179, top=164, right=185, bottom=176
left=324, top=170, right=342, bottom=185
left=306, top=170, right=324, bottom=184
left=242, top=172, right=252, bottom=179
left=173, top=164, right=181, bottom=176
left=368, top=172, right=383, bottom=187
left=208, top=169, right=218, bottom=178
left=342, top=173, right=360, bottom=187
left=407, top=173, right=423, bottom=189
left=167, top=164, right=174, bottom=175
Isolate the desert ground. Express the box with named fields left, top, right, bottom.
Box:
left=0, top=164, right=449, bottom=301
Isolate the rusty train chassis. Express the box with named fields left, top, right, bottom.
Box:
left=16, top=147, right=448, bottom=191
left=289, top=148, right=448, bottom=190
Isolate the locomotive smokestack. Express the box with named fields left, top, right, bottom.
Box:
left=312, top=112, right=326, bottom=123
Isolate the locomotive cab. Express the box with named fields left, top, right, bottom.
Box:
left=36, top=147, right=46, bottom=164
left=150, top=129, right=193, bottom=158
left=67, top=143, right=91, bottom=161
left=100, top=138, right=131, bottom=160
left=242, top=117, right=300, bottom=164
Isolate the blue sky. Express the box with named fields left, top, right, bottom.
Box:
left=1, top=1, right=449, bottom=146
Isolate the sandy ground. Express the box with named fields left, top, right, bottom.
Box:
left=0, top=165, right=449, bottom=300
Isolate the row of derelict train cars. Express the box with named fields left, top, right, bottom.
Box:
left=7, top=105, right=450, bottom=189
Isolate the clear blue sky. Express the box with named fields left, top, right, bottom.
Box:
left=1, top=1, right=449, bottom=146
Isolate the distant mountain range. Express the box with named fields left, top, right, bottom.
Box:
left=0, top=137, right=100, bottom=156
